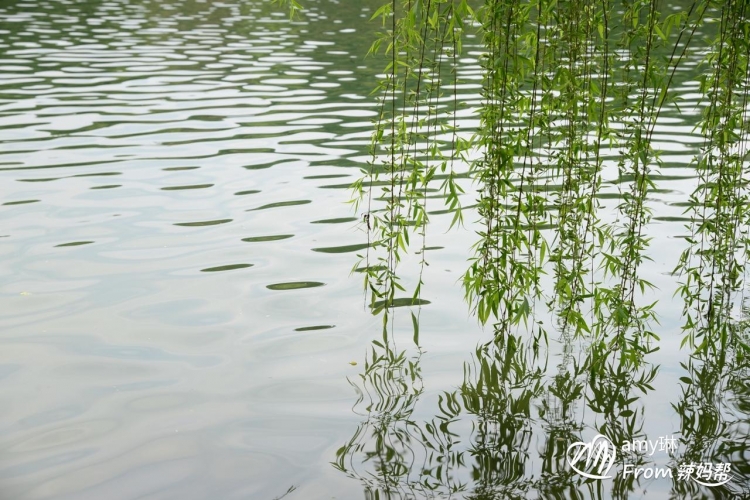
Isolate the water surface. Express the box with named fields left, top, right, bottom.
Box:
left=0, top=1, right=746, bottom=499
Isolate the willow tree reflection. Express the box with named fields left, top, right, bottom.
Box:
left=332, top=336, right=465, bottom=498
left=669, top=299, right=750, bottom=499
left=459, top=331, right=544, bottom=499
left=335, top=313, right=661, bottom=499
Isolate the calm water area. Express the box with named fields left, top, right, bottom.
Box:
left=0, top=0, right=747, bottom=499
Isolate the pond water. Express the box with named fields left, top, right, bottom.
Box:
left=1, top=0, right=748, bottom=499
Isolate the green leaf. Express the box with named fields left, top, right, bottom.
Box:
left=411, top=311, right=420, bottom=345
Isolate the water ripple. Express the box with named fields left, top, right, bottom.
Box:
left=0, top=0, right=711, bottom=497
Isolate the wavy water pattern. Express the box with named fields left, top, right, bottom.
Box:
left=0, top=0, right=385, bottom=498
left=0, top=0, right=716, bottom=498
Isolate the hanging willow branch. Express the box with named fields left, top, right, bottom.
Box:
left=345, top=0, right=750, bottom=370
left=675, top=0, right=750, bottom=355
left=351, top=0, right=471, bottom=340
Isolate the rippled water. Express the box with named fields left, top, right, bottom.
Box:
left=1, top=0, right=746, bottom=499
left=0, top=0, right=394, bottom=498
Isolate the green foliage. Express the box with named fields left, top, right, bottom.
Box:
left=272, top=0, right=302, bottom=19
left=674, top=0, right=750, bottom=356
left=350, top=0, right=472, bottom=340
left=353, top=0, right=750, bottom=370
left=323, top=0, right=750, bottom=495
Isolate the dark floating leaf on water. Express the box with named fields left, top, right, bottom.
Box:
left=200, top=263, right=253, bottom=272
left=242, top=234, right=294, bottom=242
left=55, top=241, right=94, bottom=247
left=3, top=199, right=40, bottom=206
left=310, top=217, right=357, bottom=224
left=249, top=200, right=311, bottom=211
left=312, top=243, right=371, bottom=254
left=90, top=185, right=121, bottom=190
left=163, top=166, right=200, bottom=171
left=294, top=325, right=335, bottom=332
left=370, top=297, right=431, bottom=313
left=303, top=174, right=350, bottom=179
left=234, top=190, right=261, bottom=196
left=174, top=219, right=232, bottom=227
left=266, top=281, right=325, bottom=291
left=161, top=184, right=214, bottom=191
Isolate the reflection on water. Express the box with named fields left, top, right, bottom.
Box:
left=332, top=0, right=750, bottom=497
left=1, top=0, right=749, bottom=498
left=669, top=300, right=750, bottom=498
left=339, top=301, right=750, bottom=498
left=336, top=316, right=672, bottom=498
